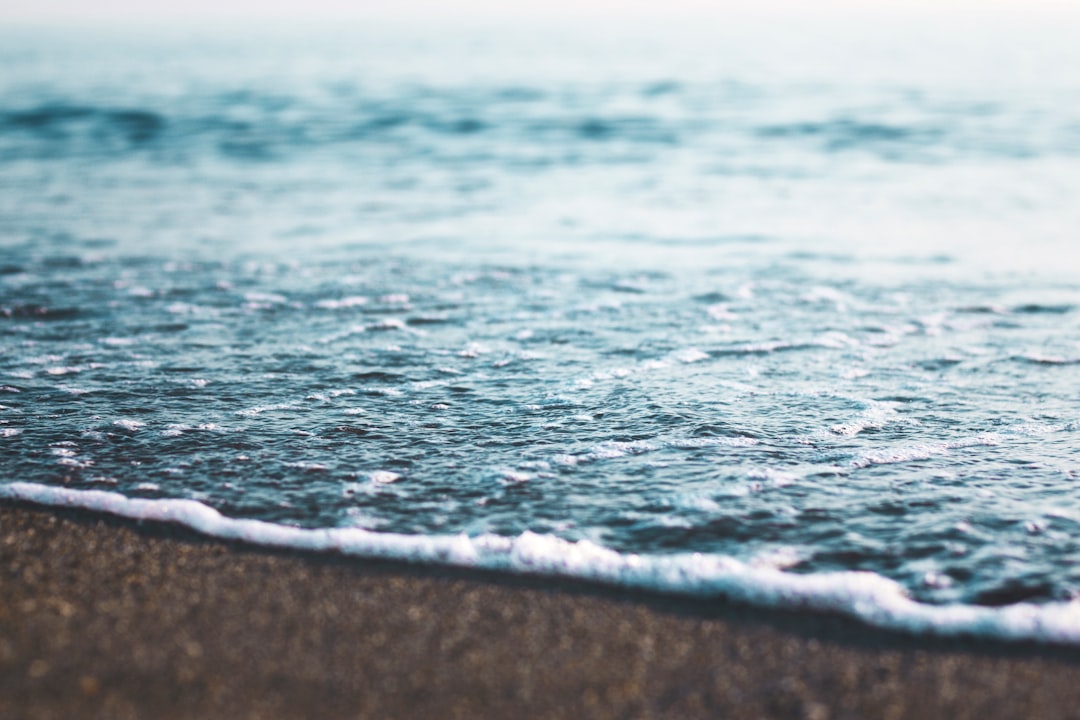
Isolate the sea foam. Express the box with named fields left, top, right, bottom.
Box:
left=4, top=481, right=1080, bottom=646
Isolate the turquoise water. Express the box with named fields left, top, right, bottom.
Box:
left=3, top=19, right=1080, bottom=640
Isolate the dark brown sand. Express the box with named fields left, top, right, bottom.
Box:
left=2, top=502, right=1079, bottom=720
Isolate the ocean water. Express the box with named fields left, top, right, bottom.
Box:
left=3, top=18, right=1080, bottom=642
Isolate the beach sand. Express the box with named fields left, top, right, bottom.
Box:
left=2, top=501, right=1078, bottom=719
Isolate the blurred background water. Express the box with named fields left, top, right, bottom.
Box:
left=2, top=12, right=1080, bottom=608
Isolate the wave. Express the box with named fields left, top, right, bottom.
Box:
left=757, top=118, right=943, bottom=153
left=1, top=105, right=166, bottom=148
left=3, top=94, right=1071, bottom=163
left=3, top=481, right=1080, bottom=646
left=1015, top=353, right=1080, bottom=366
left=0, top=99, right=681, bottom=162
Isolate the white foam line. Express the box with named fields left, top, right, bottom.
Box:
left=3, top=481, right=1080, bottom=646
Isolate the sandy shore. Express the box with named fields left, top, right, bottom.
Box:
left=2, top=501, right=1079, bottom=719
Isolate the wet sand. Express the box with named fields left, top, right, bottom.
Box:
left=2, top=501, right=1079, bottom=719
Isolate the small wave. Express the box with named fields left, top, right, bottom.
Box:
left=672, top=348, right=710, bottom=364
left=236, top=403, right=302, bottom=417
left=556, top=439, right=658, bottom=465
left=3, top=104, right=165, bottom=142
left=712, top=341, right=816, bottom=357
left=666, top=437, right=760, bottom=449
left=829, top=403, right=899, bottom=437
left=849, top=435, right=1000, bottom=469
left=314, top=296, right=369, bottom=310
left=553, top=116, right=677, bottom=144
left=3, top=482, right=1080, bottom=646
left=1012, top=304, right=1074, bottom=315
left=0, top=99, right=683, bottom=162
left=1, top=304, right=79, bottom=320
left=112, top=419, right=146, bottom=432
left=368, top=471, right=403, bottom=484
left=757, top=118, right=942, bottom=154
left=1015, top=353, right=1080, bottom=366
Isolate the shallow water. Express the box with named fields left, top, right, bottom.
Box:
left=3, top=19, right=1080, bottom=639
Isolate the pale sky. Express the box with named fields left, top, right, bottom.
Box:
left=4, top=0, right=1078, bottom=27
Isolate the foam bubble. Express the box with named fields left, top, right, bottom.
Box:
left=667, top=437, right=759, bottom=449
left=314, top=296, right=369, bottom=309
left=672, top=348, right=709, bottom=364
left=113, top=419, right=146, bottom=431
left=236, top=404, right=301, bottom=417
left=244, top=292, right=288, bottom=305
left=850, top=435, right=1000, bottom=469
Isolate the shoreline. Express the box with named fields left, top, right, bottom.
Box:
left=2, top=501, right=1079, bottom=719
